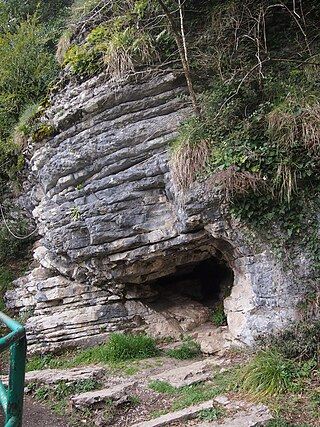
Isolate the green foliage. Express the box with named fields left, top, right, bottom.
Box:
left=173, top=382, right=221, bottom=410
left=211, top=305, right=227, bottom=327
left=63, top=0, right=175, bottom=77
left=148, top=380, right=177, bottom=395
left=149, top=379, right=228, bottom=411
left=236, top=350, right=299, bottom=397
left=166, top=340, right=201, bottom=360
left=171, top=0, right=320, bottom=270
left=26, top=353, right=67, bottom=372
left=0, top=0, right=72, bottom=190
left=0, top=219, right=31, bottom=263
left=70, top=206, right=81, bottom=221
left=13, top=103, right=55, bottom=145
left=0, top=10, right=61, bottom=187
left=0, top=267, right=15, bottom=311
left=258, top=321, right=320, bottom=363
left=265, top=419, right=311, bottom=427
left=33, top=384, right=50, bottom=401
left=0, top=15, right=57, bottom=132
left=197, top=407, right=225, bottom=421
left=106, top=333, right=160, bottom=362
left=0, top=0, right=73, bottom=27
left=27, top=333, right=160, bottom=370
left=31, top=377, right=98, bottom=416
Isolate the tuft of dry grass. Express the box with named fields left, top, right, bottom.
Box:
left=273, top=161, right=297, bottom=204
left=103, top=30, right=155, bottom=79
left=268, top=102, right=320, bottom=201
left=300, top=104, right=320, bottom=154
left=56, top=31, right=72, bottom=65
left=208, top=166, right=264, bottom=200
left=170, top=139, right=209, bottom=190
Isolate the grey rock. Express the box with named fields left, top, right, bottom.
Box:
left=131, top=399, right=215, bottom=427
left=25, top=367, right=105, bottom=385
left=71, top=381, right=137, bottom=409
left=5, top=70, right=317, bottom=353
left=149, top=358, right=225, bottom=388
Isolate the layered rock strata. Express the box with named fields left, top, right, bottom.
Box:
left=6, top=71, right=313, bottom=353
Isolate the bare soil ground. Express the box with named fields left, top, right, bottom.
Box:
left=0, top=395, right=71, bottom=427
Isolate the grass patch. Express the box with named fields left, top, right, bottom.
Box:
left=166, top=340, right=201, bottom=360
left=234, top=322, right=320, bottom=426
left=265, top=418, right=312, bottom=427
left=106, top=333, right=160, bottom=362
left=124, top=366, right=139, bottom=376
left=173, top=383, right=222, bottom=410
left=148, top=380, right=177, bottom=395
left=27, top=333, right=160, bottom=371
left=236, top=350, right=298, bottom=398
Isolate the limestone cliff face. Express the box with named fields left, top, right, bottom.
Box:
left=6, top=71, right=314, bottom=353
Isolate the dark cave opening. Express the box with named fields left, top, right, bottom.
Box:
left=147, top=256, right=234, bottom=315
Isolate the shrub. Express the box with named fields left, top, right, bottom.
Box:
left=0, top=220, right=31, bottom=263
left=0, top=15, right=57, bottom=134
left=259, top=321, right=320, bottom=362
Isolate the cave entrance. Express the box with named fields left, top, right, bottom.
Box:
left=144, top=254, right=234, bottom=337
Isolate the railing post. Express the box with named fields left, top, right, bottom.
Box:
left=5, top=331, right=26, bottom=427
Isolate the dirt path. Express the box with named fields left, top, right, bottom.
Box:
left=0, top=396, right=71, bottom=427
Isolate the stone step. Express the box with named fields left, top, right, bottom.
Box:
left=71, top=381, right=137, bottom=409
left=195, top=396, right=272, bottom=427
left=26, top=366, right=105, bottom=385
left=195, top=407, right=272, bottom=426
left=131, top=395, right=272, bottom=427
left=149, top=357, right=227, bottom=388
left=131, top=399, right=214, bottom=427
left=1, top=366, right=105, bottom=387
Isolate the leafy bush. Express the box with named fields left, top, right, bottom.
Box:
left=0, top=1, right=71, bottom=188
left=0, top=16, right=57, bottom=134
left=259, top=321, right=320, bottom=363
left=0, top=220, right=31, bottom=263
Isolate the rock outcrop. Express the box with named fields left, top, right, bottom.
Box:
left=5, top=71, right=315, bottom=353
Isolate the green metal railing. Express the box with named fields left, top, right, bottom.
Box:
left=0, top=312, right=26, bottom=427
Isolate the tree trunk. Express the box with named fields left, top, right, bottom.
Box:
left=156, top=0, right=201, bottom=118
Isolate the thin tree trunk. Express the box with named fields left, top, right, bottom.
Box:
left=156, top=0, right=201, bottom=118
